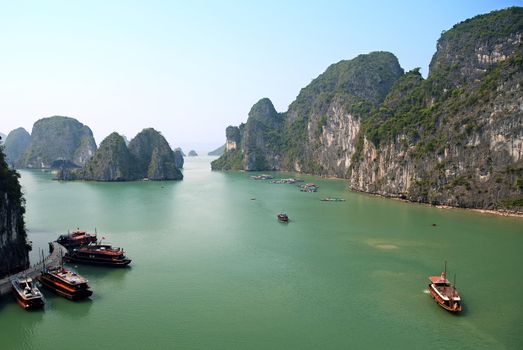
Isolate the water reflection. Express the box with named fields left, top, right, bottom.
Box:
left=44, top=293, right=93, bottom=320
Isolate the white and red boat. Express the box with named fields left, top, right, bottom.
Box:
left=11, top=277, right=45, bottom=310
left=428, top=262, right=462, bottom=313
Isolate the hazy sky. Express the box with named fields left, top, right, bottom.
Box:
left=1, top=0, right=521, bottom=152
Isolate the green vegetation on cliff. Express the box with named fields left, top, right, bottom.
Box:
left=0, top=146, right=29, bottom=278
left=58, top=128, right=183, bottom=181
left=3, top=128, right=31, bottom=167
left=75, top=133, right=136, bottom=181
left=21, top=116, right=96, bottom=168
left=213, top=7, right=523, bottom=212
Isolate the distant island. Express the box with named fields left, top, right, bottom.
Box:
left=56, top=128, right=183, bottom=181
left=3, top=116, right=184, bottom=182
left=212, top=8, right=523, bottom=213
left=208, top=144, right=225, bottom=156
left=188, top=150, right=198, bottom=157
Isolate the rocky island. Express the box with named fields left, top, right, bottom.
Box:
left=188, top=150, right=198, bottom=157
left=56, top=128, right=183, bottom=181
left=212, top=8, right=523, bottom=212
left=3, top=127, right=31, bottom=168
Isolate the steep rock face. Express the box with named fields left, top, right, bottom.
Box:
left=128, top=128, right=183, bottom=180
left=21, top=116, right=96, bottom=168
left=349, top=7, right=523, bottom=210
left=429, top=7, right=523, bottom=88
left=3, top=128, right=31, bottom=167
left=212, top=52, right=403, bottom=173
left=0, top=147, right=29, bottom=278
left=241, top=98, right=284, bottom=170
left=173, top=149, right=184, bottom=169
left=213, top=8, right=523, bottom=211
left=70, top=133, right=137, bottom=181
left=57, top=128, right=183, bottom=181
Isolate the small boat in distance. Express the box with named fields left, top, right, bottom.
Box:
left=11, top=277, right=45, bottom=310
left=56, top=228, right=97, bottom=249
left=38, top=266, right=93, bottom=300
left=320, top=197, right=346, bottom=202
left=428, top=261, right=462, bottom=313
left=277, top=212, right=289, bottom=222
left=64, top=243, right=132, bottom=267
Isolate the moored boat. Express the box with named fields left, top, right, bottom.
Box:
left=38, top=266, right=93, bottom=300
left=56, top=228, right=97, bottom=249
left=277, top=212, right=289, bottom=222
left=64, top=243, right=131, bottom=267
left=11, top=277, right=45, bottom=310
left=428, top=262, right=462, bottom=313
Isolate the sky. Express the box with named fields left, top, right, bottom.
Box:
left=1, top=0, right=521, bottom=153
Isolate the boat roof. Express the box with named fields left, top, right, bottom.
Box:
left=429, top=276, right=450, bottom=284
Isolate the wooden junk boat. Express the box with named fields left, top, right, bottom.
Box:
left=11, top=277, right=45, bottom=310
left=428, top=262, right=462, bottom=313
left=277, top=212, right=289, bottom=222
left=38, top=266, right=93, bottom=300
left=56, top=228, right=97, bottom=249
left=64, top=243, right=132, bottom=267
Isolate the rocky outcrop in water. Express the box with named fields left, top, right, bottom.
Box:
left=3, top=128, right=31, bottom=167
left=64, top=132, right=136, bottom=181
left=57, top=128, right=183, bottom=181
left=188, top=150, right=198, bottom=157
left=174, top=148, right=184, bottom=169
left=128, top=128, right=183, bottom=180
left=21, top=116, right=96, bottom=168
left=212, top=7, right=523, bottom=212
left=0, top=147, right=30, bottom=278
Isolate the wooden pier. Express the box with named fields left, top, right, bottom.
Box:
left=0, top=242, right=67, bottom=296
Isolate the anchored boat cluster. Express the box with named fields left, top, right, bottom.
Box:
left=10, top=229, right=131, bottom=311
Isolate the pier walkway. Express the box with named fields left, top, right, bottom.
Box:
left=0, top=242, right=67, bottom=296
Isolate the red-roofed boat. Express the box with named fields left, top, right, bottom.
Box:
left=428, top=262, right=462, bottom=313
left=64, top=243, right=131, bottom=267
left=56, top=228, right=97, bottom=249
left=38, top=266, right=93, bottom=300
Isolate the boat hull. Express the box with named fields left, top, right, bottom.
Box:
left=428, top=284, right=462, bottom=313
left=38, top=275, right=93, bottom=301
left=64, top=255, right=131, bottom=267
left=12, top=290, right=44, bottom=310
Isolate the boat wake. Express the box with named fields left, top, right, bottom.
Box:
left=422, top=289, right=430, bottom=294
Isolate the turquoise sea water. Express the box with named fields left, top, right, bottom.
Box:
left=1, top=156, right=522, bottom=349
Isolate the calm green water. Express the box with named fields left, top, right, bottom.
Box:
left=1, top=157, right=522, bottom=349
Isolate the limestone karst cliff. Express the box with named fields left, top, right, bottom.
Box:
left=20, top=116, right=96, bottom=168
left=3, top=128, right=31, bottom=168
left=57, top=128, right=183, bottom=181
left=212, top=7, right=523, bottom=212
left=0, top=146, right=30, bottom=278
